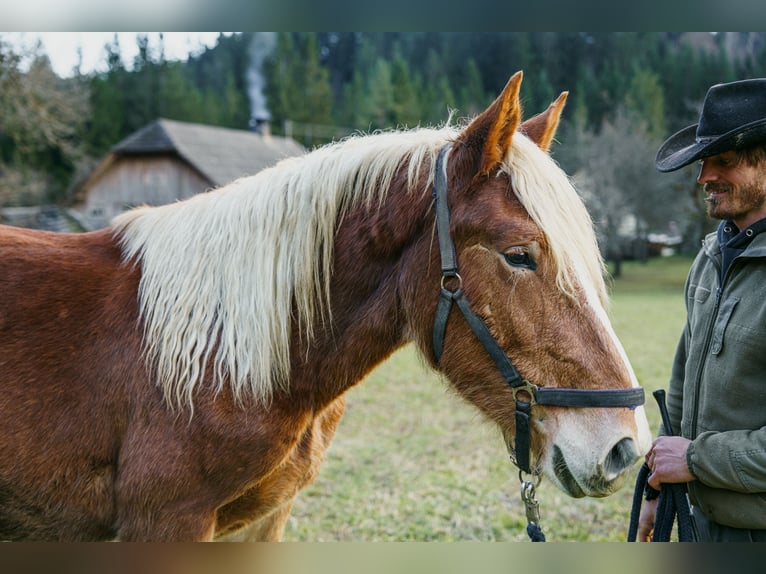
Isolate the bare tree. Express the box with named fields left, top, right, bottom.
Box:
left=570, top=107, right=689, bottom=276
left=0, top=37, right=89, bottom=206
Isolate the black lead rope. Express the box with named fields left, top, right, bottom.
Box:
left=627, top=390, right=697, bottom=542
left=430, top=143, right=646, bottom=542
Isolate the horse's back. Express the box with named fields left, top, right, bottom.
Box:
left=0, top=225, right=138, bottom=360
left=0, top=224, right=122, bottom=275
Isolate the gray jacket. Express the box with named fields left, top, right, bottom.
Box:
left=667, top=230, right=766, bottom=528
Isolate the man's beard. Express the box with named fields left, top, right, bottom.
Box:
left=705, top=180, right=766, bottom=222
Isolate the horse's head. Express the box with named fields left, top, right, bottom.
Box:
left=404, top=72, right=651, bottom=498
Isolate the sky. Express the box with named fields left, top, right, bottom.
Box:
left=2, top=32, right=231, bottom=77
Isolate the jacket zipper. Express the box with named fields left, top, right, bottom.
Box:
left=689, top=247, right=725, bottom=439
left=690, top=290, right=720, bottom=438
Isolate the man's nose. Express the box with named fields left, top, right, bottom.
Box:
left=697, top=161, right=715, bottom=184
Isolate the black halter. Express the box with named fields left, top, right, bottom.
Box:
left=430, top=143, right=645, bottom=475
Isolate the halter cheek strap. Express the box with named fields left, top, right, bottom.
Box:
left=430, top=143, right=645, bottom=475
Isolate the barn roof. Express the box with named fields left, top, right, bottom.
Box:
left=111, top=118, right=305, bottom=186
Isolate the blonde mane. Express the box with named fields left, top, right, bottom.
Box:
left=113, top=126, right=604, bottom=409
left=114, top=127, right=454, bottom=409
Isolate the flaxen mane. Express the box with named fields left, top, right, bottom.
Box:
left=113, top=126, right=604, bottom=409
left=501, top=134, right=607, bottom=306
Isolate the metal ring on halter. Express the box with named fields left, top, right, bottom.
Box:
left=440, top=272, right=463, bottom=291
left=519, top=469, right=542, bottom=489
left=511, top=380, right=538, bottom=405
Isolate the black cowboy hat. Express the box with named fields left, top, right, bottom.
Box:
left=655, top=78, right=766, bottom=172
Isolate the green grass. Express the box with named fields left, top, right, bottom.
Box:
left=608, top=256, right=691, bottom=423
left=283, top=256, right=692, bottom=542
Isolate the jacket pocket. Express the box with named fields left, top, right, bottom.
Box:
left=711, top=296, right=740, bottom=355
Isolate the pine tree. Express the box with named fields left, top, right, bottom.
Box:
left=390, top=48, right=421, bottom=127
left=263, top=33, right=335, bottom=144
left=457, top=59, right=488, bottom=119
left=86, top=35, right=126, bottom=155
left=624, top=67, right=666, bottom=140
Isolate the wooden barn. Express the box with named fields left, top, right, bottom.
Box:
left=72, top=118, right=305, bottom=230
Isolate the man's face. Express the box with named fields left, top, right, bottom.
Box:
left=698, top=150, right=766, bottom=228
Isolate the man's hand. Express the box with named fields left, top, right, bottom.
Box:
left=646, top=436, right=694, bottom=490
left=637, top=497, right=659, bottom=542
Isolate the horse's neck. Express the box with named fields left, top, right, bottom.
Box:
left=294, top=179, right=433, bottom=405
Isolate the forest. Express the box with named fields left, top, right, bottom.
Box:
left=2, top=32, right=766, bottom=257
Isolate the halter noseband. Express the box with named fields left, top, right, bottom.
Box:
left=430, top=142, right=645, bottom=475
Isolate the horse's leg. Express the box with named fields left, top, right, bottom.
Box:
left=116, top=506, right=219, bottom=542
left=241, top=501, right=294, bottom=541
left=114, top=441, right=222, bottom=541
left=215, top=397, right=347, bottom=541
left=218, top=500, right=294, bottom=542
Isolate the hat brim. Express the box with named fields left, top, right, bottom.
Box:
left=656, top=119, right=766, bottom=172
left=655, top=125, right=702, bottom=172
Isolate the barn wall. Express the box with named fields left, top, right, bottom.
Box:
left=76, top=155, right=211, bottom=230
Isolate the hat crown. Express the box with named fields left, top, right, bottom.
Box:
left=656, top=78, right=766, bottom=172
left=697, top=79, right=766, bottom=141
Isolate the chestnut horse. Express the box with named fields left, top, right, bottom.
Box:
left=0, top=72, right=650, bottom=541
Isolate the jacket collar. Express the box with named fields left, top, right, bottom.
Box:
left=703, top=228, right=766, bottom=259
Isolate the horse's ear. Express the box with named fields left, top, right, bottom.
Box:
left=520, top=91, right=568, bottom=153
left=457, top=71, right=523, bottom=176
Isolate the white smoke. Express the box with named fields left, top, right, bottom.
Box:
left=247, top=32, right=276, bottom=122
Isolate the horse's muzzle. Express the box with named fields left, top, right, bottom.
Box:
left=552, top=437, right=639, bottom=498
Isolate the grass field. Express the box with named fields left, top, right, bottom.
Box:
left=282, top=256, right=693, bottom=542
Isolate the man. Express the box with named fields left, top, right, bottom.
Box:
left=639, top=78, right=766, bottom=542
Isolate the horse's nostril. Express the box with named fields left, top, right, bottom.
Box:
left=603, top=437, right=638, bottom=478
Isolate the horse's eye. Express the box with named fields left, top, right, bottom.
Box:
left=503, top=249, right=536, bottom=270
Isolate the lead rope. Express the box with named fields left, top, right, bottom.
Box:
left=627, top=390, right=697, bottom=542
left=627, top=464, right=696, bottom=541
